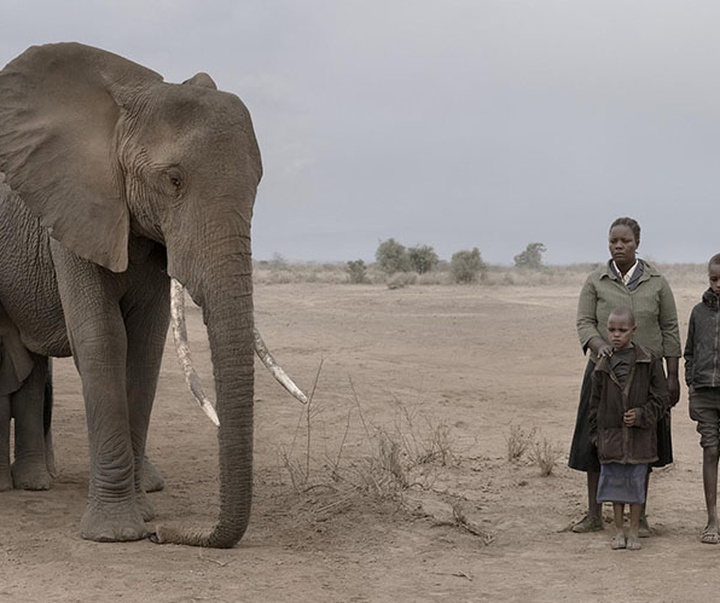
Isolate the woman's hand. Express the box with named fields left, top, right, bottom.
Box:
left=666, top=374, right=680, bottom=407
left=588, top=336, right=613, bottom=358
left=665, top=357, right=680, bottom=406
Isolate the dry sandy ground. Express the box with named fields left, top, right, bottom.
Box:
left=2, top=278, right=718, bottom=602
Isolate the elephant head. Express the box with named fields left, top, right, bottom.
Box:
left=0, top=43, right=262, bottom=547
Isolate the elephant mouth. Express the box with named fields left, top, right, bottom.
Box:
left=169, top=278, right=307, bottom=425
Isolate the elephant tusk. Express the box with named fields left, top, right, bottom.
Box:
left=170, top=279, right=220, bottom=426
left=253, top=329, right=309, bottom=405
left=170, top=279, right=309, bottom=426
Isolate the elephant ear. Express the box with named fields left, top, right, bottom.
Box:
left=0, top=43, right=162, bottom=272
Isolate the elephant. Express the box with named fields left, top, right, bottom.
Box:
left=0, top=311, right=55, bottom=491
left=0, top=42, right=265, bottom=547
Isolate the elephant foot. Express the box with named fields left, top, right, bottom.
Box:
left=135, top=490, right=156, bottom=522
left=141, top=457, right=165, bottom=493
left=0, top=468, right=12, bottom=491
left=11, top=458, right=53, bottom=490
left=80, top=501, right=149, bottom=542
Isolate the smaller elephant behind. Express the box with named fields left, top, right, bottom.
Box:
left=0, top=306, right=54, bottom=491
left=0, top=308, right=164, bottom=493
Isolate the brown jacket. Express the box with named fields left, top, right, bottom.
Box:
left=589, top=344, right=668, bottom=465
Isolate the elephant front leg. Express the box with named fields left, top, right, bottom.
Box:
left=76, top=331, right=147, bottom=542
left=122, top=267, right=171, bottom=520
left=51, top=241, right=147, bottom=542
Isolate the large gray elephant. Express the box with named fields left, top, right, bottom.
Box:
left=0, top=42, right=262, bottom=547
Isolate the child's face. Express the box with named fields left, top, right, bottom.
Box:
left=607, top=314, right=636, bottom=350
left=710, top=263, right=720, bottom=295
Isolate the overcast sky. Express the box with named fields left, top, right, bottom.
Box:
left=2, top=1, right=719, bottom=265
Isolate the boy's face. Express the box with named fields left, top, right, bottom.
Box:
left=607, top=314, right=636, bottom=350
left=710, top=263, right=720, bottom=295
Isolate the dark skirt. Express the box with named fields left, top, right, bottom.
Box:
left=568, top=359, right=673, bottom=473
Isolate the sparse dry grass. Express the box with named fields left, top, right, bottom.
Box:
left=277, top=369, right=473, bottom=537
left=528, top=437, right=563, bottom=476
left=505, top=424, right=537, bottom=462
left=506, top=424, right=563, bottom=476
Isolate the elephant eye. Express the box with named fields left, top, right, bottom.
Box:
left=163, top=169, right=185, bottom=198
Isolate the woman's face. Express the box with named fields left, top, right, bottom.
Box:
left=608, top=225, right=638, bottom=268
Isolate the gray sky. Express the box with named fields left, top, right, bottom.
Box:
left=2, top=1, right=719, bottom=265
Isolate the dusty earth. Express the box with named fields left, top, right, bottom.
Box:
left=2, top=277, right=719, bottom=602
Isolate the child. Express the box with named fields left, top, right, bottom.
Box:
left=589, top=307, right=668, bottom=550
left=684, top=253, right=720, bottom=544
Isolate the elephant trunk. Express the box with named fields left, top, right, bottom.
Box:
left=154, top=255, right=255, bottom=548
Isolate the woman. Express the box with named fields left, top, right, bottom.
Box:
left=568, top=217, right=681, bottom=535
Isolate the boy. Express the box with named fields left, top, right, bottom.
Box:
left=685, top=253, right=720, bottom=544
left=589, top=307, right=668, bottom=550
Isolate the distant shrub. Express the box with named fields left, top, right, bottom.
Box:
left=269, top=252, right=290, bottom=271
left=408, top=245, right=439, bottom=274
left=514, top=242, right=546, bottom=270
left=450, top=247, right=485, bottom=283
left=346, top=259, right=369, bottom=284
left=376, top=238, right=411, bottom=274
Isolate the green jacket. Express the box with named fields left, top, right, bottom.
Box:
left=577, top=260, right=681, bottom=361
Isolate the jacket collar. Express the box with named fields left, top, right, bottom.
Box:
left=702, top=288, right=720, bottom=312
left=599, top=258, right=658, bottom=283
left=594, top=343, right=653, bottom=373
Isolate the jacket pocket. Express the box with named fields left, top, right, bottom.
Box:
left=628, top=427, right=658, bottom=463
left=598, top=427, right=624, bottom=462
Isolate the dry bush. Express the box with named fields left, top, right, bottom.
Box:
left=528, top=437, right=563, bottom=476
left=505, top=424, right=537, bottom=462
left=279, top=375, right=458, bottom=506
left=276, top=372, right=496, bottom=543
left=386, top=271, right=418, bottom=289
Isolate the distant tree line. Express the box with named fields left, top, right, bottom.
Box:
left=345, top=238, right=547, bottom=284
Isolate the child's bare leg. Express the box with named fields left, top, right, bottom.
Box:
left=611, top=503, right=626, bottom=549
left=701, top=445, right=719, bottom=543
left=627, top=504, right=642, bottom=550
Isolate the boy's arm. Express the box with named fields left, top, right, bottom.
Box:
left=683, top=312, right=696, bottom=388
